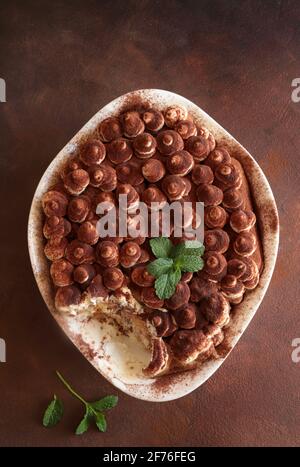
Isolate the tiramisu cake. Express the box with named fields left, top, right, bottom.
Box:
left=41, top=104, right=263, bottom=377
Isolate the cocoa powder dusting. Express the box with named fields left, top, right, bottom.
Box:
left=118, top=94, right=152, bottom=114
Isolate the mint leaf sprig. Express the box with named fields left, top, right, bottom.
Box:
left=147, top=238, right=205, bottom=300
left=42, top=371, right=118, bottom=435
left=43, top=394, right=63, bottom=427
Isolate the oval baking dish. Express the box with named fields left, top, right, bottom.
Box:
left=28, top=89, right=279, bottom=401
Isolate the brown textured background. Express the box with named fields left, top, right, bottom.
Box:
left=0, top=0, right=299, bottom=447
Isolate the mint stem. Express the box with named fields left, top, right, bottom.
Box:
left=56, top=371, right=87, bottom=406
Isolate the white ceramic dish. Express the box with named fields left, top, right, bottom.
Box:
left=28, top=89, right=279, bottom=401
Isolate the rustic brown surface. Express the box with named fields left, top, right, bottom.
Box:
left=0, top=0, right=299, bottom=447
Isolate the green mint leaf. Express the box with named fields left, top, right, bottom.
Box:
left=184, top=240, right=205, bottom=250
left=154, top=269, right=181, bottom=299
left=179, top=255, right=204, bottom=272
left=155, top=273, right=174, bottom=299
left=90, top=395, right=118, bottom=411
left=75, top=406, right=93, bottom=435
left=183, top=243, right=205, bottom=256
left=95, top=412, right=107, bottom=432
left=171, top=241, right=205, bottom=258
left=149, top=237, right=173, bottom=258
left=171, top=267, right=182, bottom=286
left=42, top=395, right=63, bottom=428
left=147, top=258, right=173, bottom=278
